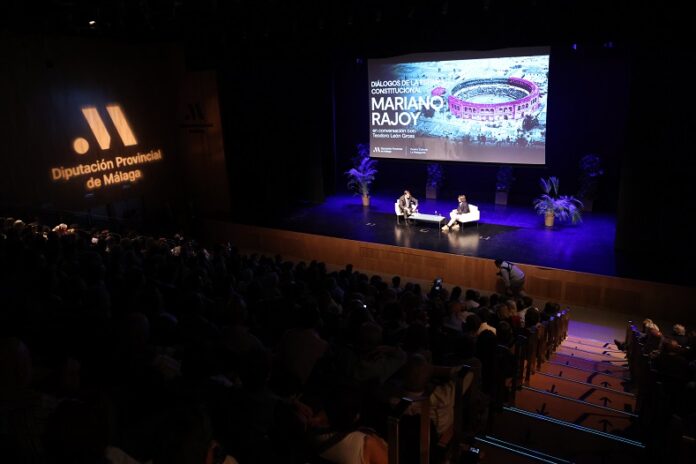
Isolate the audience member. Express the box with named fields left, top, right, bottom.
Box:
left=7, top=215, right=688, bottom=464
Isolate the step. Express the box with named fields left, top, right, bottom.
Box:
left=490, top=406, right=645, bottom=464
left=550, top=353, right=631, bottom=379
left=561, top=340, right=624, bottom=357
left=556, top=346, right=628, bottom=364
left=565, top=336, right=619, bottom=351
left=473, top=435, right=572, bottom=464
left=528, top=372, right=636, bottom=413
left=515, top=386, right=637, bottom=437
left=540, top=362, right=632, bottom=392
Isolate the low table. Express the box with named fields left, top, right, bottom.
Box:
left=407, top=212, right=446, bottom=227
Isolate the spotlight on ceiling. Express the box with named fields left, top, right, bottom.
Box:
left=88, top=20, right=96, bottom=26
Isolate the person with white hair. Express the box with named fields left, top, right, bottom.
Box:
left=671, top=324, right=688, bottom=347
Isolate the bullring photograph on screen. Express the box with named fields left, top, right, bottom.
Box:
left=369, top=47, right=550, bottom=165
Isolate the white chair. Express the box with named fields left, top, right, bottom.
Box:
left=396, top=201, right=420, bottom=224
left=395, top=202, right=405, bottom=224
left=454, top=204, right=480, bottom=229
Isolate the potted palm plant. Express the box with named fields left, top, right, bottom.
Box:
left=533, top=176, right=583, bottom=227
left=345, top=144, right=378, bottom=206
left=495, top=166, right=515, bottom=205
left=425, top=163, right=444, bottom=199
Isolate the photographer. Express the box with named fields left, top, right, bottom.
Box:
left=429, top=277, right=444, bottom=300
left=494, top=259, right=526, bottom=297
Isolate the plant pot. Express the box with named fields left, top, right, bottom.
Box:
left=495, top=191, right=508, bottom=205
left=361, top=195, right=370, bottom=206
left=426, top=185, right=438, bottom=200
left=544, top=211, right=555, bottom=227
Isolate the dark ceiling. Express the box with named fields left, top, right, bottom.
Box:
left=2, top=1, right=684, bottom=56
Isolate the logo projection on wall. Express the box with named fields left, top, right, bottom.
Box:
left=50, top=104, right=164, bottom=191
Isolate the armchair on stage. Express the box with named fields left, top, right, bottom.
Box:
left=394, top=201, right=409, bottom=224
left=451, top=204, right=480, bottom=228
left=395, top=201, right=480, bottom=228
left=394, top=201, right=421, bottom=224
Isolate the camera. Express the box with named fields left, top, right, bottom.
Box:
left=430, top=277, right=443, bottom=299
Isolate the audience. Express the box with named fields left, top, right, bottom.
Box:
left=1, top=216, right=692, bottom=463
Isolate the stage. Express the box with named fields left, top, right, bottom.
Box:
left=246, top=194, right=623, bottom=279
left=205, top=194, right=696, bottom=323
left=230, top=193, right=696, bottom=289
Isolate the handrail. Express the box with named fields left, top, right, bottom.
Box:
left=387, top=365, right=471, bottom=464
left=388, top=397, right=413, bottom=464
left=474, top=435, right=573, bottom=464
left=525, top=327, right=538, bottom=384
left=511, top=334, right=528, bottom=403
left=387, top=395, right=431, bottom=464
left=502, top=406, right=646, bottom=448
left=514, top=309, right=570, bottom=406
left=449, top=365, right=472, bottom=463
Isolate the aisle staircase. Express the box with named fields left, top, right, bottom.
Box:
left=476, top=319, right=647, bottom=464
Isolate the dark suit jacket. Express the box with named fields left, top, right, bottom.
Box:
left=398, top=195, right=418, bottom=213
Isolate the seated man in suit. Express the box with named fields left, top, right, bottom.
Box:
left=442, top=195, right=470, bottom=231
left=398, top=190, right=419, bottom=217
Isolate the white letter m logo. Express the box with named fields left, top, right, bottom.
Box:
left=81, top=104, right=138, bottom=150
